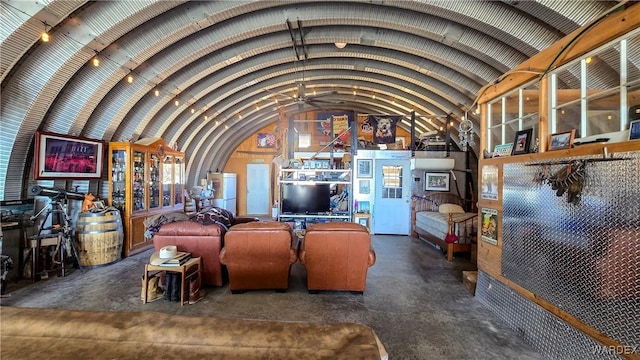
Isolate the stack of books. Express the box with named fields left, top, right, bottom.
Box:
left=158, top=252, right=192, bottom=267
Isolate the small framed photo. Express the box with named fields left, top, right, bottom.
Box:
left=359, top=179, right=370, bottom=194
left=493, top=143, right=513, bottom=157
left=357, top=159, right=373, bottom=178
left=548, top=129, right=576, bottom=151
left=511, top=128, right=533, bottom=155
left=356, top=216, right=369, bottom=228
left=93, top=200, right=106, bottom=210
left=629, top=119, right=640, bottom=140
left=425, top=172, right=450, bottom=192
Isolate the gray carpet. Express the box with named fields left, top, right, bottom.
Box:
left=1, top=234, right=542, bottom=359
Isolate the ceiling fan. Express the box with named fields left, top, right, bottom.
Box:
left=267, top=18, right=345, bottom=111
left=269, top=83, right=345, bottom=111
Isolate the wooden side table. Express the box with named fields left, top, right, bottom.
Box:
left=142, top=257, right=201, bottom=306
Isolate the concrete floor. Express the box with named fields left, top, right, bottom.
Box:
left=1, top=234, right=543, bottom=359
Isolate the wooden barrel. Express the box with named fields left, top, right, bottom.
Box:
left=75, top=209, right=124, bottom=267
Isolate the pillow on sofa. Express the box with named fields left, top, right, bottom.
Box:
left=438, top=203, right=465, bottom=214
left=192, top=207, right=235, bottom=230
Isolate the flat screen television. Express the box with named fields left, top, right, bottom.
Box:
left=281, top=184, right=331, bottom=214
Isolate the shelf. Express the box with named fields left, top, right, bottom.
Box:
left=108, top=139, right=185, bottom=257
left=280, top=180, right=351, bottom=185
left=279, top=214, right=350, bottom=219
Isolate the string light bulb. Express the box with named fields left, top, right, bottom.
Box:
left=190, top=108, right=195, bottom=114
left=92, top=56, right=100, bottom=67
left=127, top=74, right=133, bottom=83
left=174, top=99, right=179, bottom=106
left=154, top=89, right=159, bottom=96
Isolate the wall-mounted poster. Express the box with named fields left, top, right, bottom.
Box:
left=257, top=133, right=276, bottom=148
left=481, top=164, right=499, bottom=200
left=481, top=208, right=498, bottom=245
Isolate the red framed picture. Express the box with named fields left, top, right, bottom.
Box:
left=34, top=131, right=104, bottom=179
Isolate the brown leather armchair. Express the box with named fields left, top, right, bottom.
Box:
left=219, top=221, right=297, bottom=293
left=153, top=215, right=258, bottom=286
left=300, top=222, right=376, bottom=294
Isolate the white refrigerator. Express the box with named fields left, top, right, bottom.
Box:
left=208, top=173, right=237, bottom=215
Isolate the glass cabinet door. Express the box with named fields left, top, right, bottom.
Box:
left=133, top=151, right=146, bottom=211
left=149, top=153, right=161, bottom=209
left=174, top=157, right=184, bottom=208
left=162, top=156, right=173, bottom=207
left=111, top=149, right=126, bottom=211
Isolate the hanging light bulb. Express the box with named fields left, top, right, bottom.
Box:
left=127, top=74, right=134, bottom=83
left=154, top=89, right=159, bottom=96
left=92, top=56, right=100, bottom=67
left=204, top=115, right=208, bottom=120
left=174, top=99, right=179, bottom=106
left=191, top=108, right=195, bottom=114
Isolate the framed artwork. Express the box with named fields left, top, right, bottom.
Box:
left=548, top=129, right=576, bottom=151
left=357, top=159, right=373, bottom=178
left=424, top=172, right=450, bottom=192
left=629, top=119, right=640, bottom=140
left=511, top=128, right=533, bottom=155
left=356, top=215, right=370, bottom=229
left=492, top=143, right=513, bottom=157
left=256, top=133, right=276, bottom=148
left=359, top=179, right=370, bottom=194
left=481, top=208, right=498, bottom=245
left=481, top=164, right=499, bottom=201
left=34, top=131, right=104, bottom=180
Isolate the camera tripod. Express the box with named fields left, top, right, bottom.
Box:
left=28, top=193, right=84, bottom=280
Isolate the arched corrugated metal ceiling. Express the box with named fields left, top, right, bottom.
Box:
left=0, top=0, right=625, bottom=200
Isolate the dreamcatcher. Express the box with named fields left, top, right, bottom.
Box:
left=458, top=115, right=475, bottom=152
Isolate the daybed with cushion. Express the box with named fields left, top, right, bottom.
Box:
left=411, top=192, right=478, bottom=261
left=151, top=207, right=258, bottom=286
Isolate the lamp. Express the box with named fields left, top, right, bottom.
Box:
left=41, top=22, right=50, bottom=42
left=342, top=153, right=352, bottom=169
left=334, top=42, right=347, bottom=49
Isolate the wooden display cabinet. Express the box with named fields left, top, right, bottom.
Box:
left=108, top=139, right=185, bottom=257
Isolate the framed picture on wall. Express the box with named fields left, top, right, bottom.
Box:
left=424, top=172, right=450, bottom=192
left=357, top=159, right=373, bottom=178
left=548, top=129, right=575, bottom=151
left=359, top=179, right=370, bottom=194
left=511, top=128, right=533, bottom=155
left=34, top=131, right=104, bottom=179
left=629, top=119, right=640, bottom=140
left=256, top=133, right=275, bottom=148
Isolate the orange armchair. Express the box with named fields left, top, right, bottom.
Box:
left=300, top=222, right=376, bottom=294
left=219, top=222, right=297, bottom=293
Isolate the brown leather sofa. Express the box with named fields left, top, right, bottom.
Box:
left=153, top=215, right=258, bottom=286
left=219, top=221, right=297, bottom=293
left=300, top=222, right=376, bottom=294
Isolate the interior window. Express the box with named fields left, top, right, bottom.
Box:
left=381, top=165, right=402, bottom=199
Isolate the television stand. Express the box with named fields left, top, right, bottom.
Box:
left=277, top=167, right=352, bottom=226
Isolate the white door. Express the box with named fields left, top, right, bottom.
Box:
left=372, top=159, right=412, bottom=235
left=246, top=164, right=270, bottom=215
